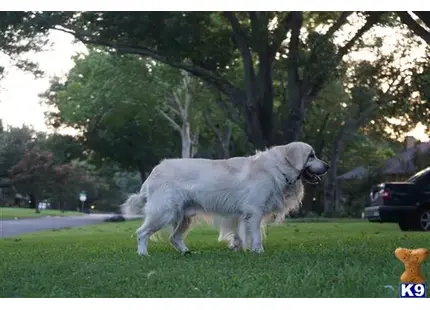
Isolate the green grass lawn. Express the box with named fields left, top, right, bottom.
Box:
left=1, top=220, right=429, bottom=298
left=0, top=207, right=82, bottom=220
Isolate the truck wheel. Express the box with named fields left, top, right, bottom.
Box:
left=398, top=221, right=412, bottom=231
left=418, top=209, right=430, bottom=231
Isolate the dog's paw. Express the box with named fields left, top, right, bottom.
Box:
left=137, top=247, right=149, bottom=257
left=251, top=247, right=264, bottom=254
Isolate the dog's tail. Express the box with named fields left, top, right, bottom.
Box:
left=120, top=183, right=148, bottom=217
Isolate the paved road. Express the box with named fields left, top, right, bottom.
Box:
left=0, top=214, right=141, bottom=238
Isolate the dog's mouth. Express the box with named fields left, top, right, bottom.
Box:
left=302, top=168, right=322, bottom=184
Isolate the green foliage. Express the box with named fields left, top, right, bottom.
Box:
left=8, top=150, right=60, bottom=210
left=0, top=12, right=48, bottom=76
left=0, top=125, right=35, bottom=179
left=3, top=11, right=430, bottom=215
left=42, top=50, right=181, bottom=174
left=35, top=133, right=85, bottom=164
left=0, top=121, right=136, bottom=211
left=304, top=31, right=339, bottom=85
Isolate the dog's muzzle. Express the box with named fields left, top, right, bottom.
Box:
left=302, top=162, right=330, bottom=185
left=302, top=168, right=322, bottom=184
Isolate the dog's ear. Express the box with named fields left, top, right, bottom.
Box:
left=284, top=142, right=313, bottom=172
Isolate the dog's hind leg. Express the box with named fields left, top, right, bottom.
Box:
left=230, top=233, right=242, bottom=252
left=169, top=216, right=192, bottom=255
left=227, top=219, right=243, bottom=252
left=136, top=202, right=173, bottom=256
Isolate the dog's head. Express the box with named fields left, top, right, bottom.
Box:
left=284, top=142, right=329, bottom=184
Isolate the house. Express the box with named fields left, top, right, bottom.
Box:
left=338, top=136, right=430, bottom=182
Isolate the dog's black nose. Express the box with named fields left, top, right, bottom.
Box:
left=324, top=162, right=330, bottom=170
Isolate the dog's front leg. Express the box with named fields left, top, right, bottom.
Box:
left=244, top=212, right=264, bottom=254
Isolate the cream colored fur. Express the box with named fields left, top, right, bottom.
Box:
left=121, top=141, right=327, bottom=256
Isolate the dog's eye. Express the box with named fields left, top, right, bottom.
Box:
left=308, top=153, right=315, bottom=158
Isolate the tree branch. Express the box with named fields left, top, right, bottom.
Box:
left=287, top=12, right=303, bottom=90
left=164, top=99, right=181, bottom=116
left=223, top=12, right=251, bottom=50
left=215, top=98, right=241, bottom=124
left=338, top=12, right=383, bottom=57
left=301, top=12, right=382, bottom=107
left=172, top=90, right=185, bottom=116
left=248, top=12, right=260, bottom=45
left=398, top=11, right=430, bottom=45
left=249, top=12, right=269, bottom=63
left=413, top=12, right=430, bottom=29
left=324, top=12, right=353, bottom=39
left=203, top=108, right=222, bottom=142
left=158, top=109, right=181, bottom=132
left=223, top=12, right=256, bottom=90
left=269, top=12, right=293, bottom=59
left=52, top=25, right=240, bottom=104
left=181, top=73, right=191, bottom=119
left=203, top=107, right=232, bottom=158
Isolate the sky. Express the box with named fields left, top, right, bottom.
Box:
left=0, top=30, right=87, bottom=134
left=0, top=25, right=429, bottom=142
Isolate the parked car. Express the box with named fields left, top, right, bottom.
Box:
left=363, top=166, right=430, bottom=231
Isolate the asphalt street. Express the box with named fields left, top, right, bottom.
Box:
left=0, top=214, right=140, bottom=238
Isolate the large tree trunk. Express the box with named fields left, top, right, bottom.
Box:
left=302, top=113, right=329, bottom=214
left=302, top=183, right=316, bottom=214
left=323, top=104, right=376, bottom=217
left=323, top=153, right=340, bottom=217
left=223, top=12, right=275, bottom=150
left=240, top=94, right=273, bottom=149
left=324, top=120, right=348, bottom=217
left=283, top=12, right=306, bottom=144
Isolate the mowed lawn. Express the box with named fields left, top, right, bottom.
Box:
left=0, top=207, right=82, bottom=220
left=1, top=220, right=429, bottom=298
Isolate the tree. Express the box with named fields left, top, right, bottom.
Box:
left=0, top=12, right=46, bottom=78
left=41, top=50, right=181, bottom=180
left=397, top=12, right=430, bottom=45
left=159, top=71, right=200, bottom=158
left=0, top=125, right=35, bottom=188
left=298, top=29, right=430, bottom=216
left=4, top=11, right=386, bottom=148
left=38, top=133, right=85, bottom=164
left=203, top=106, right=233, bottom=158
left=8, top=150, right=56, bottom=213
left=46, top=160, right=116, bottom=212
left=323, top=49, right=430, bottom=216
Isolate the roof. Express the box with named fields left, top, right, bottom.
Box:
left=338, top=141, right=430, bottom=180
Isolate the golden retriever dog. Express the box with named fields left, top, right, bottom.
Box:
left=121, top=141, right=329, bottom=256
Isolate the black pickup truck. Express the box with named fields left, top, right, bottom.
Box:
left=363, top=167, right=430, bottom=231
